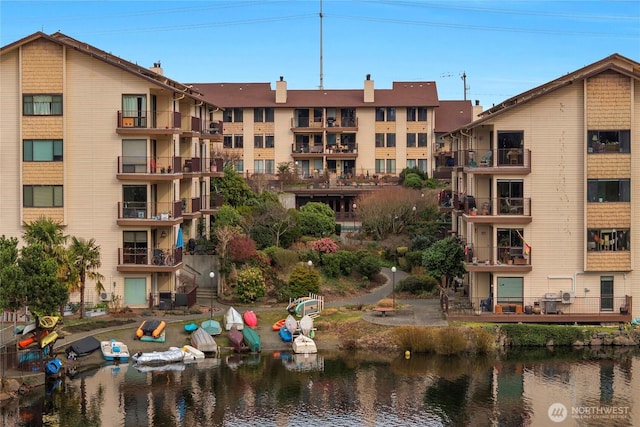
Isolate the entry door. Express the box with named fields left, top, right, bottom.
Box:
left=600, top=276, right=614, bottom=311
left=124, top=277, right=147, bottom=306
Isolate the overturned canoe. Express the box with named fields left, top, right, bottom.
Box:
left=242, top=326, right=261, bottom=352
left=201, top=319, right=222, bottom=336
left=223, top=307, right=244, bottom=331
left=190, top=327, right=217, bottom=353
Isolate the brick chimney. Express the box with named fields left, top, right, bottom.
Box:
left=276, top=76, right=287, bottom=103
left=150, top=61, right=163, bottom=75
left=364, top=74, right=374, bottom=103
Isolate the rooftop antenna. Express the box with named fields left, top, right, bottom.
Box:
left=461, top=72, right=469, bottom=101
left=319, top=0, right=324, bottom=89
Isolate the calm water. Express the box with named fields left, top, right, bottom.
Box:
left=6, top=347, right=639, bottom=427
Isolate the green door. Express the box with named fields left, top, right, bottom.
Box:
left=124, top=277, right=147, bottom=306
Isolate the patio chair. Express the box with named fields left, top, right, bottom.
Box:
left=479, top=150, right=492, bottom=166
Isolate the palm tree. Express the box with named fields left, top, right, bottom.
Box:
left=69, top=237, right=104, bottom=318
left=23, top=216, right=68, bottom=253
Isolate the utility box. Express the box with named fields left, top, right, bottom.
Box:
left=544, top=300, right=559, bottom=314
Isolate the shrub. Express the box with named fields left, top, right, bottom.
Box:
left=310, top=237, right=339, bottom=254
left=435, top=327, right=468, bottom=355
left=264, top=246, right=299, bottom=270
left=404, top=250, right=425, bottom=269
left=235, top=267, right=266, bottom=303
left=499, top=324, right=589, bottom=347
left=228, top=235, right=257, bottom=263
left=403, top=173, right=424, bottom=189
left=356, top=255, right=381, bottom=278
left=288, top=264, right=320, bottom=296
left=398, top=274, right=438, bottom=294
left=321, top=253, right=342, bottom=278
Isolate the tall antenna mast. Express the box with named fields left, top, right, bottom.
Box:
left=461, top=72, right=469, bottom=100
left=319, top=0, right=324, bottom=89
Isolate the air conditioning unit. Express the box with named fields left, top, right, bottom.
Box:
left=561, top=291, right=575, bottom=304
left=100, top=292, right=112, bottom=302
left=544, top=292, right=558, bottom=300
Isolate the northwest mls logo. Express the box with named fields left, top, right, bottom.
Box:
left=548, top=403, right=568, bottom=422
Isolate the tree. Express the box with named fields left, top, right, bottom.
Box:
left=298, top=202, right=336, bottom=237
left=212, top=166, right=257, bottom=208
left=421, top=237, right=466, bottom=290
left=0, top=235, right=24, bottom=312
left=18, top=244, right=68, bottom=316
left=23, top=216, right=70, bottom=282
left=215, top=225, right=241, bottom=294
left=69, top=237, right=105, bottom=318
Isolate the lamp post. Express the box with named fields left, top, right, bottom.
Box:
left=307, top=260, right=313, bottom=269
left=391, top=266, right=397, bottom=309
left=208, top=271, right=215, bottom=319
left=412, top=205, right=416, bottom=220
left=352, top=203, right=357, bottom=236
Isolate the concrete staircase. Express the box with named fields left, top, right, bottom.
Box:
left=196, top=286, right=217, bottom=306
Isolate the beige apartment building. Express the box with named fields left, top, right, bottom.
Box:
left=445, top=54, right=639, bottom=320
left=0, top=32, right=223, bottom=308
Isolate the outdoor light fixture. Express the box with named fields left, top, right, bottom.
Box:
left=391, top=266, right=397, bottom=308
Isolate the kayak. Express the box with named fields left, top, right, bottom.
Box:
left=243, top=310, right=258, bottom=328
left=272, top=318, right=286, bottom=331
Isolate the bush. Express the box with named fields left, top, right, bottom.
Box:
left=404, top=251, right=425, bottom=269
left=264, top=246, right=299, bottom=270
left=403, top=173, right=424, bottom=189
left=397, top=274, right=438, bottom=294
left=235, top=267, right=266, bottom=303
left=288, top=264, right=320, bottom=296
left=499, top=324, right=589, bottom=347
left=356, top=255, right=381, bottom=278
left=321, top=253, right=342, bottom=278
left=310, top=237, right=339, bottom=254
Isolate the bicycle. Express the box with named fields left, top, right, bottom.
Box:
left=153, top=249, right=174, bottom=266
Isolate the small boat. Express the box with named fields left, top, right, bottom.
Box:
left=22, top=322, right=37, bottom=336
left=136, top=320, right=166, bottom=339
left=40, top=331, right=58, bottom=348
left=228, top=326, right=244, bottom=352
left=38, top=316, right=60, bottom=329
left=45, top=359, right=63, bottom=377
left=184, top=323, right=197, bottom=333
left=224, top=307, right=244, bottom=331
left=294, top=299, right=320, bottom=317
left=272, top=318, right=286, bottom=331
left=243, top=310, right=258, bottom=328
left=65, top=336, right=101, bottom=359
left=287, top=296, right=312, bottom=314
left=299, top=315, right=314, bottom=337
left=190, top=327, right=218, bottom=353
left=285, top=315, right=298, bottom=336
left=132, top=347, right=185, bottom=365
left=201, top=319, right=222, bottom=336
left=279, top=326, right=293, bottom=343
left=101, top=339, right=130, bottom=361
left=242, top=326, right=261, bottom=352
left=169, top=347, right=198, bottom=363
left=181, top=345, right=205, bottom=360
left=19, top=330, right=46, bottom=349
left=139, top=331, right=166, bottom=343
left=292, top=334, right=317, bottom=354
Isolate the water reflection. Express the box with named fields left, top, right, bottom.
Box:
left=8, top=347, right=639, bottom=426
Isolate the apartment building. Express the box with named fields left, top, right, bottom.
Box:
left=445, top=53, right=639, bottom=320
left=0, top=32, right=223, bottom=308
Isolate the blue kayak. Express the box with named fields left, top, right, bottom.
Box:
left=279, top=326, right=293, bottom=343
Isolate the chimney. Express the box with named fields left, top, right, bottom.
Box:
left=364, top=74, right=374, bottom=103
left=276, top=76, right=287, bottom=103
left=472, top=99, right=483, bottom=118
left=150, top=61, right=163, bottom=75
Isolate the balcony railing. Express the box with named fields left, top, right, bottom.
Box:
left=292, top=143, right=358, bottom=154
left=456, top=196, right=531, bottom=216
left=118, top=201, right=182, bottom=220
left=181, top=197, right=201, bottom=214
left=201, top=194, right=224, bottom=210
left=117, top=110, right=181, bottom=129
left=458, top=148, right=531, bottom=168
left=119, top=246, right=183, bottom=267
left=291, top=117, right=358, bottom=129
left=464, top=244, right=531, bottom=266
left=118, top=156, right=184, bottom=175
left=181, top=157, right=202, bottom=173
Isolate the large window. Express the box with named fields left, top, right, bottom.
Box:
left=254, top=135, right=264, bottom=148
left=23, top=185, right=63, bottom=207
left=223, top=108, right=243, bottom=123
left=376, top=133, right=395, bottom=147
left=406, top=133, right=427, bottom=148
left=407, top=134, right=416, bottom=148
left=123, top=185, right=147, bottom=218
left=587, top=179, right=630, bottom=202
left=123, top=231, right=148, bottom=265
left=223, top=134, right=245, bottom=148
left=375, top=107, right=396, bottom=122
left=587, top=229, right=629, bottom=252
left=23, top=94, right=62, bottom=115
left=23, top=140, right=63, bottom=161
left=233, top=160, right=244, bottom=173
left=588, top=130, right=630, bottom=153
left=122, top=95, right=146, bottom=127
left=122, top=139, right=147, bottom=173
left=254, top=107, right=274, bottom=123
left=386, top=159, right=396, bottom=174
left=406, top=107, right=427, bottom=122
left=265, top=135, right=275, bottom=148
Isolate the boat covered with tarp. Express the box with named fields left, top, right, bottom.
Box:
left=132, top=348, right=185, bottom=365
left=65, top=336, right=101, bottom=359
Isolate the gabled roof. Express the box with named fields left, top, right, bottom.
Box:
left=193, top=81, right=440, bottom=108
left=434, top=100, right=473, bottom=133
left=457, top=53, right=640, bottom=131
left=1, top=32, right=220, bottom=109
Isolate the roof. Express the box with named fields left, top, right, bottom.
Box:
left=1, top=32, right=220, bottom=109
left=456, top=53, right=640, bottom=131
left=434, top=100, right=473, bottom=133
left=193, top=81, right=440, bottom=108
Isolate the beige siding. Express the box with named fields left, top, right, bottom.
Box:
left=22, top=39, right=63, bottom=93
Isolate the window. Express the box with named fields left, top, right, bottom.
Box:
left=587, top=229, right=629, bottom=252
left=23, top=94, right=62, bottom=115
left=23, top=140, right=63, bottom=161
left=417, top=133, right=427, bottom=147
left=123, top=231, right=148, bottom=265
left=375, top=159, right=385, bottom=173
left=407, top=133, right=416, bottom=148
left=121, top=139, right=147, bottom=173
left=417, top=159, right=428, bottom=172
left=253, top=107, right=274, bottom=122
left=386, top=133, right=396, bottom=148
left=265, top=159, right=275, bottom=174
left=234, top=160, right=244, bottom=173
left=375, top=107, right=396, bottom=122
left=223, top=109, right=233, bottom=122
left=375, top=133, right=385, bottom=148
left=386, top=159, right=396, bottom=174
left=313, top=108, right=323, bottom=123
left=406, top=159, right=416, bottom=169
left=587, top=179, right=630, bottom=202
left=254, top=135, right=264, bottom=148
left=23, top=185, right=63, bottom=207
left=233, top=108, right=243, bottom=123
left=265, top=135, right=275, bottom=148
left=234, top=135, right=244, bottom=148
left=223, top=108, right=243, bottom=123
left=264, top=108, right=274, bottom=122
left=588, top=130, right=630, bottom=153
left=223, top=135, right=232, bottom=149
left=417, top=107, right=427, bottom=121
left=406, top=107, right=427, bottom=122
left=123, top=185, right=147, bottom=218
left=254, top=160, right=264, bottom=174
left=122, top=95, right=146, bottom=127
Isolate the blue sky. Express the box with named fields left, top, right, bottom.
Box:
left=2, top=1, right=639, bottom=108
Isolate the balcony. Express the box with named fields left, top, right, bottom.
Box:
left=181, top=116, right=202, bottom=137
left=201, top=120, right=223, bottom=143
left=448, top=296, right=631, bottom=323
left=464, top=244, right=532, bottom=272
left=203, top=158, right=224, bottom=177
left=117, top=246, right=183, bottom=273
left=458, top=148, right=531, bottom=174
left=291, top=143, right=358, bottom=159
left=291, top=117, right=358, bottom=132
left=116, top=110, right=182, bottom=135
left=117, top=201, right=183, bottom=226
left=455, top=196, right=532, bottom=225
left=117, top=156, right=183, bottom=180
left=181, top=157, right=201, bottom=174
left=181, top=197, right=202, bottom=219
left=433, top=152, right=456, bottom=179
left=201, top=193, right=224, bottom=214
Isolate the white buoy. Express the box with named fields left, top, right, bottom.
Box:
left=405, top=350, right=411, bottom=359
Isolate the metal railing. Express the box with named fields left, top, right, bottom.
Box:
left=119, top=246, right=183, bottom=266
left=118, top=200, right=182, bottom=220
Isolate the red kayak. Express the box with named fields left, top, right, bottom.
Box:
left=19, top=330, right=49, bottom=349
left=243, top=310, right=257, bottom=328
left=272, top=318, right=286, bottom=331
